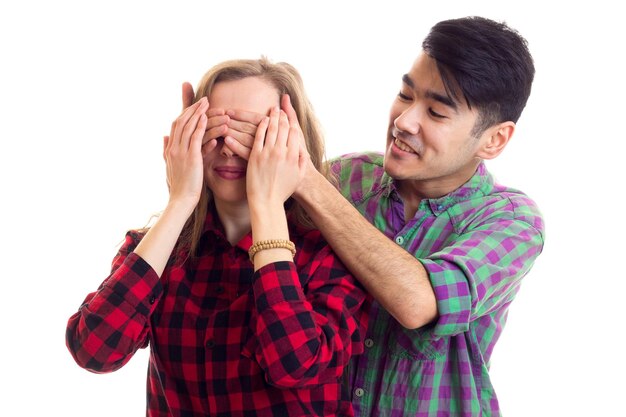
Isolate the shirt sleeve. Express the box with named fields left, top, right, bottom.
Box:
left=66, top=231, right=163, bottom=373
left=248, top=246, right=369, bottom=389
left=420, top=198, right=545, bottom=338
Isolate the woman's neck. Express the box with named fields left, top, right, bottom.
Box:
left=214, top=199, right=251, bottom=245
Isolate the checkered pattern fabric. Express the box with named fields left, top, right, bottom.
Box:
left=334, top=152, right=544, bottom=417
left=67, top=206, right=369, bottom=416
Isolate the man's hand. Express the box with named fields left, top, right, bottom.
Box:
left=182, top=81, right=195, bottom=110
left=182, top=81, right=263, bottom=158
left=222, top=109, right=266, bottom=160
left=279, top=94, right=316, bottom=199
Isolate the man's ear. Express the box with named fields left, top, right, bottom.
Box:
left=476, top=121, right=515, bottom=160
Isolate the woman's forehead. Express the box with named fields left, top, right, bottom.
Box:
left=209, top=77, right=280, bottom=114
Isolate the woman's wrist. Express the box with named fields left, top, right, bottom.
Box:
left=250, top=211, right=289, bottom=241
left=165, top=197, right=198, bottom=221
left=249, top=201, right=291, bottom=267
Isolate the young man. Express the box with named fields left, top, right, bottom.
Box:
left=287, top=16, right=545, bottom=416
left=188, top=16, right=544, bottom=415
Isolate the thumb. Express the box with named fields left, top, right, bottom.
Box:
left=182, top=82, right=195, bottom=110
left=163, top=135, right=169, bottom=161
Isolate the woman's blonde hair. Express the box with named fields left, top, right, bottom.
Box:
left=178, top=57, right=331, bottom=257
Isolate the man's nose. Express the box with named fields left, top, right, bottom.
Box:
left=394, top=104, right=422, bottom=136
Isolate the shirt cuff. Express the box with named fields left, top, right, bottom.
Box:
left=252, top=261, right=303, bottom=314
left=101, top=252, right=163, bottom=317
left=419, top=258, right=472, bottom=337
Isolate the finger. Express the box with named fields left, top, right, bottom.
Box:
left=172, top=97, right=208, bottom=143
left=163, top=136, right=170, bottom=161
left=224, top=127, right=254, bottom=149
left=281, top=94, right=307, bottom=152
left=202, top=124, right=228, bottom=146
left=179, top=99, right=209, bottom=148
left=224, top=136, right=252, bottom=160
left=226, top=109, right=266, bottom=126
left=225, top=109, right=265, bottom=143
left=281, top=94, right=298, bottom=125
left=226, top=118, right=258, bottom=136
left=189, top=114, right=207, bottom=151
left=252, top=116, right=270, bottom=154
left=175, top=97, right=208, bottom=141
left=275, top=110, right=289, bottom=148
left=182, top=82, right=195, bottom=110
left=264, top=106, right=280, bottom=148
left=201, top=139, right=218, bottom=158
left=287, top=124, right=301, bottom=160
left=207, top=108, right=226, bottom=118
left=206, top=114, right=230, bottom=131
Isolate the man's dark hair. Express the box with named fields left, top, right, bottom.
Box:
left=422, top=16, right=535, bottom=136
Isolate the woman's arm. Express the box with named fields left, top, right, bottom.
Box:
left=249, top=247, right=369, bottom=388
left=246, top=105, right=302, bottom=270
left=66, top=97, right=223, bottom=372
left=134, top=97, right=211, bottom=275
left=66, top=232, right=161, bottom=372
left=244, top=100, right=368, bottom=387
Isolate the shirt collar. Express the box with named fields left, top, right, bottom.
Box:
left=387, top=161, right=495, bottom=215
left=201, top=201, right=253, bottom=253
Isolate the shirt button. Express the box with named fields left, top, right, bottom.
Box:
left=215, top=286, right=225, bottom=294
left=206, top=339, right=215, bottom=349
left=395, top=236, right=404, bottom=245
left=354, top=388, right=365, bottom=397
left=149, top=295, right=156, bottom=304
left=364, top=338, right=374, bottom=348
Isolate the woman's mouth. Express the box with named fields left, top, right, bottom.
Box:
left=214, top=166, right=247, bottom=180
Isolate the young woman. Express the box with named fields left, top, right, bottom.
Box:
left=66, top=58, right=369, bottom=417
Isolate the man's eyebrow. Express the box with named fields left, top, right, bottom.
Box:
left=402, top=73, right=458, bottom=111
left=402, top=74, right=415, bottom=89
left=426, top=91, right=457, bottom=110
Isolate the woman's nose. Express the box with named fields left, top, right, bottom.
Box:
left=219, top=140, right=236, bottom=158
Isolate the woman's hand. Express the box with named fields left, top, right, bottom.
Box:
left=163, top=97, right=211, bottom=212
left=181, top=81, right=262, bottom=160
left=246, top=105, right=304, bottom=208
left=247, top=104, right=303, bottom=269
left=134, top=94, right=212, bottom=276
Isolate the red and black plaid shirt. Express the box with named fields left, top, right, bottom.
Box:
left=66, top=207, right=369, bottom=417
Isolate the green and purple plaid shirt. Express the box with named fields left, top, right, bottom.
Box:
left=333, top=152, right=545, bottom=417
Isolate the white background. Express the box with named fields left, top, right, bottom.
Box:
left=1, top=1, right=623, bottom=415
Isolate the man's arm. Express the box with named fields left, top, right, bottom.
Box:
left=213, top=91, right=437, bottom=329
left=294, top=168, right=437, bottom=330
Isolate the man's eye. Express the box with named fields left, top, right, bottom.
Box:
left=397, top=92, right=411, bottom=101
left=429, top=108, right=445, bottom=118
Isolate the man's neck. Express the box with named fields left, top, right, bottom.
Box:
left=396, top=162, right=480, bottom=221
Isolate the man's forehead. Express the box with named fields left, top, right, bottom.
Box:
left=402, top=70, right=458, bottom=111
